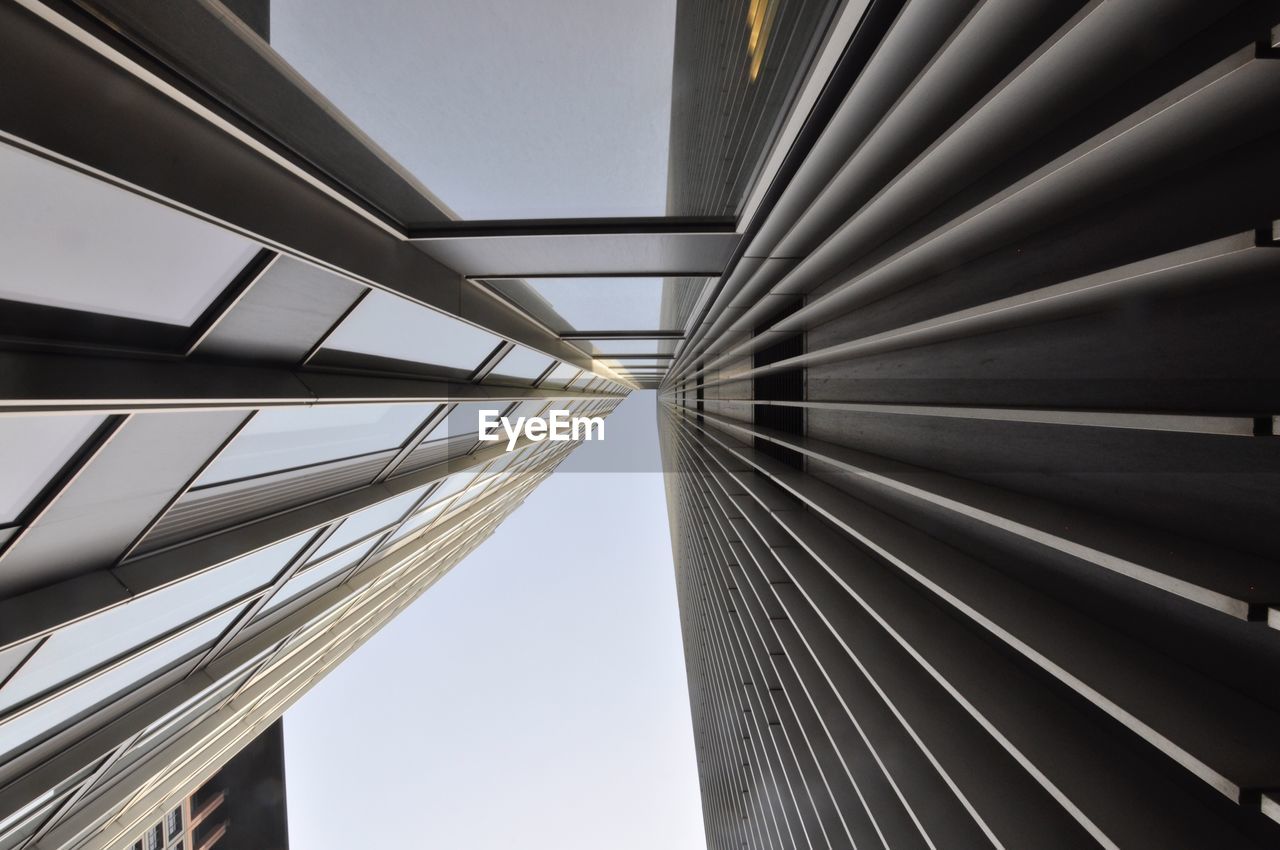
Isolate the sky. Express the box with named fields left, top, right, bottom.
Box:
left=271, top=0, right=676, bottom=219
left=284, top=392, right=704, bottom=849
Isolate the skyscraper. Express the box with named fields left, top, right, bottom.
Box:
left=1, top=2, right=1278, bottom=850
left=659, top=2, right=1280, bottom=849
left=120, top=719, right=288, bottom=850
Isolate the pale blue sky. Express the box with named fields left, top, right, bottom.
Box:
left=284, top=394, right=704, bottom=849
left=272, top=0, right=676, bottom=219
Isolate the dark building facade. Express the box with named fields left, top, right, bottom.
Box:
left=660, top=2, right=1280, bottom=849
left=123, top=720, right=288, bottom=850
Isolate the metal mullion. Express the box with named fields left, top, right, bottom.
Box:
left=704, top=397, right=1265, bottom=437
left=0, top=637, right=47, bottom=695
left=114, top=409, right=257, bottom=565
left=673, top=417, right=932, bottom=845
left=190, top=525, right=337, bottom=670
left=667, top=0, right=900, bottom=384
left=298, top=287, right=371, bottom=368
left=690, top=603, right=756, bottom=850
left=182, top=249, right=280, bottom=355
left=470, top=341, right=515, bottom=382
left=0, top=414, right=129, bottom=568
left=24, top=735, right=140, bottom=849
left=694, top=411, right=1280, bottom=796
left=694, top=406, right=1275, bottom=618
left=689, top=533, right=791, bottom=850
left=373, top=403, right=451, bottom=482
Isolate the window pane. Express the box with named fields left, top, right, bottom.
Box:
left=321, top=290, right=501, bottom=371
left=0, top=414, right=105, bottom=523
left=424, top=403, right=498, bottom=441
left=384, top=470, right=481, bottom=545
left=0, top=144, right=261, bottom=326
left=0, top=640, right=37, bottom=689
left=385, top=501, right=448, bottom=546
left=427, top=471, right=481, bottom=505
left=538, top=363, right=582, bottom=389
left=503, top=400, right=549, bottom=422
left=130, top=665, right=253, bottom=752
left=0, top=535, right=306, bottom=713
left=260, top=537, right=380, bottom=614
left=488, top=346, right=554, bottom=383
left=196, top=403, right=436, bottom=485
left=308, top=487, right=427, bottom=562
left=0, top=608, right=241, bottom=762
left=0, top=788, right=73, bottom=850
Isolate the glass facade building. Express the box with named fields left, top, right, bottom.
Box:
left=2, top=2, right=1280, bottom=850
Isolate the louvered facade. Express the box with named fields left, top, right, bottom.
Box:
left=661, top=1, right=1280, bottom=849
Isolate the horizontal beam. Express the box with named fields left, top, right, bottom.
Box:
left=408, top=216, right=736, bottom=238
left=561, top=330, right=686, bottom=340
left=410, top=223, right=741, bottom=278
left=0, top=350, right=616, bottom=413
left=598, top=353, right=677, bottom=360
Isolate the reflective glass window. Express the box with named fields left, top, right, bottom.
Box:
left=0, top=640, right=38, bottom=689
left=0, top=535, right=306, bottom=713
left=384, top=471, right=479, bottom=545
left=0, top=414, right=105, bottom=523
left=538, top=363, right=582, bottom=389
left=0, top=144, right=260, bottom=326
left=307, top=486, right=428, bottom=563
left=321, top=290, right=501, bottom=371
left=422, top=402, right=499, bottom=442
left=385, top=502, right=448, bottom=545
left=427, top=471, right=481, bottom=504
left=488, top=346, right=554, bottom=383
left=260, top=537, right=380, bottom=614
left=503, top=400, right=549, bottom=422
left=0, top=608, right=240, bottom=761
left=196, top=403, right=435, bottom=486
